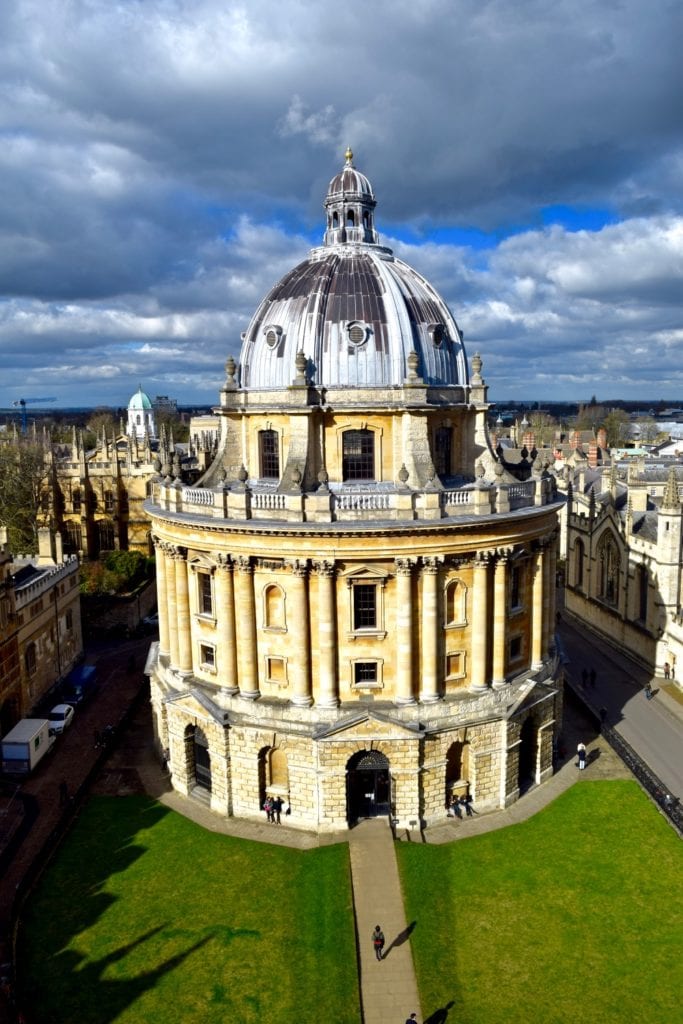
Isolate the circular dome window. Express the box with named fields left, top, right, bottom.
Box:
left=264, top=324, right=283, bottom=349
left=347, top=321, right=368, bottom=346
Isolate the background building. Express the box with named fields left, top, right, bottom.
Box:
left=146, top=152, right=563, bottom=832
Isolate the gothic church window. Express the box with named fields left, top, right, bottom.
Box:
left=574, top=539, right=585, bottom=589
left=597, top=534, right=620, bottom=605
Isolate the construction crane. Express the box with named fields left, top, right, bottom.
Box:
left=11, top=397, right=57, bottom=433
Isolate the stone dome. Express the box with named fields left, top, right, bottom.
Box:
left=238, top=151, right=468, bottom=392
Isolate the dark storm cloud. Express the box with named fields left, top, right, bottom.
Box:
left=0, top=0, right=681, bottom=405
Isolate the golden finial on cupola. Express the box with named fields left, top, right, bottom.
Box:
left=345, top=146, right=354, bottom=165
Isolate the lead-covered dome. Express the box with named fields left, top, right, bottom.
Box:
left=239, top=151, right=468, bottom=391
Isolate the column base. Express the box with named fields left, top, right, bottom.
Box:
left=240, top=689, right=260, bottom=701
left=468, top=684, right=489, bottom=694
left=419, top=692, right=441, bottom=704
left=221, top=686, right=240, bottom=697
left=291, top=695, right=314, bottom=707
left=394, top=696, right=417, bottom=706
left=316, top=696, right=340, bottom=708
left=492, top=678, right=509, bottom=690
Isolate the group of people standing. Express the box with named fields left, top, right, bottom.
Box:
left=262, top=795, right=286, bottom=823
left=448, top=793, right=475, bottom=819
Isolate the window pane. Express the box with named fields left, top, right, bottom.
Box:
left=200, top=574, right=213, bottom=615
left=354, top=662, right=377, bottom=684
left=259, top=430, right=280, bottom=479
left=343, top=430, right=374, bottom=481
left=353, top=584, right=376, bottom=629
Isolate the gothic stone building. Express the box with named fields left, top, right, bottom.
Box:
left=146, top=152, right=563, bottom=832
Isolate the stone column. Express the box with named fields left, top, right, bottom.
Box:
left=492, top=551, right=509, bottom=688
left=420, top=558, right=440, bottom=702
left=165, top=544, right=179, bottom=670
left=234, top=556, right=259, bottom=699
left=548, top=533, right=558, bottom=644
left=541, top=539, right=552, bottom=657
left=470, top=553, right=490, bottom=692
left=531, top=546, right=544, bottom=668
left=175, top=548, right=192, bottom=675
left=315, top=560, right=338, bottom=707
left=289, top=560, right=312, bottom=706
left=153, top=536, right=169, bottom=657
left=395, top=558, right=416, bottom=705
left=215, top=555, right=239, bottom=694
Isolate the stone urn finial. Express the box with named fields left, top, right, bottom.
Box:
left=294, top=350, right=308, bottom=385
left=398, top=463, right=409, bottom=485
left=475, top=460, right=485, bottom=479
left=318, top=467, right=329, bottom=492
left=471, top=352, right=483, bottom=384
left=407, top=349, right=420, bottom=381
left=225, top=355, right=237, bottom=386
left=291, top=467, right=302, bottom=490
left=237, top=464, right=248, bottom=484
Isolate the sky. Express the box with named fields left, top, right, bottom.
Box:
left=0, top=0, right=682, bottom=411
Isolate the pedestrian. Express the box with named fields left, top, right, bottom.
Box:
left=59, top=780, right=69, bottom=805
left=449, top=795, right=462, bottom=819
left=664, top=661, right=670, bottom=680
left=462, top=794, right=475, bottom=817
left=577, top=743, right=586, bottom=770
left=263, top=796, right=273, bottom=822
left=372, top=925, right=385, bottom=961
left=405, top=1015, right=418, bottom=1024
left=272, top=795, right=283, bottom=824
left=644, top=683, right=653, bottom=700
left=161, top=748, right=170, bottom=773
left=589, top=667, right=596, bottom=687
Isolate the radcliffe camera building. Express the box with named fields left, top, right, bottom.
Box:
left=146, top=151, right=563, bottom=831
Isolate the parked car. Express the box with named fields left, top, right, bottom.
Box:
left=59, top=664, right=98, bottom=705
left=48, top=704, right=75, bottom=736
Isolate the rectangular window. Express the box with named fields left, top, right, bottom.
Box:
left=510, top=566, right=522, bottom=609
left=266, top=657, right=286, bottom=685
left=200, top=644, right=215, bottom=669
left=259, top=430, right=280, bottom=479
left=353, top=584, right=377, bottom=630
left=342, top=430, right=375, bottom=481
left=434, top=427, right=452, bottom=477
left=446, top=652, right=463, bottom=678
left=199, top=573, right=213, bottom=616
left=354, top=661, right=378, bottom=685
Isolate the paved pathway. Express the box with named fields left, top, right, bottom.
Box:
left=348, top=819, right=421, bottom=1024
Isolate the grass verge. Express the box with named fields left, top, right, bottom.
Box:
left=18, top=796, right=359, bottom=1024
left=398, top=780, right=683, bottom=1024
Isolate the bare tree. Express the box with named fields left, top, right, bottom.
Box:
left=0, top=435, right=53, bottom=553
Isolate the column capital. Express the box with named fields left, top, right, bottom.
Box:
left=313, top=559, right=336, bottom=578
left=474, top=551, right=492, bottom=568
left=166, top=544, right=187, bottom=561
left=395, top=556, right=415, bottom=576
left=421, top=557, right=441, bottom=575
left=214, top=553, right=233, bottom=572
left=287, top=558, right=309, bottom=578
left=235, top=555, right=252, bottom=574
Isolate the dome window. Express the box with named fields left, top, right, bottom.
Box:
left=429, top=323, right=448, bottom=348
left=347, top=321, right=368, bottom=346
left=264, top=324, right=283, bottom=349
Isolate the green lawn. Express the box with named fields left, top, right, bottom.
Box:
left=398, top=780, right=683, bottom=1024
left=17, top=796, right=359, bottom=1024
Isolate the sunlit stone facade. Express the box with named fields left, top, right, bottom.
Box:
left=146, top=152, right=562, bottom=831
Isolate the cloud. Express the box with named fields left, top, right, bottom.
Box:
left=0, top=0, right=681, bottom=406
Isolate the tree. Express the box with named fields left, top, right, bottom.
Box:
left=528, top=412, right=559, bottom=448
left=601, top=409, right=630, bottom=448
left=0, top=436, right=53, bottom=553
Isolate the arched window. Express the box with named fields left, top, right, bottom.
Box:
left=25, top=643, right=37, bottom=676
left=597, top=533, right=620, bottom=605
left=185, top=725, right=211, bottom=792
left=574, top=539, right=585, bottom=589
left=434, top=427, right=452, bottom=477
left=332, top=211, right=339, bottom=228
left=72, top=488, right=81, bottom=513
left=259, top=430, right=280, bottom=479
left=444, top=579, right=466, bottom=625
left=638, top=564, right=648, bottom=622
left=264, top=584, right=285, bottom=629
left=346, top=208, right=355, bottom=227
left=342, top=429, right=375, bottom=481
left=446, top=740, right=470, bottom=786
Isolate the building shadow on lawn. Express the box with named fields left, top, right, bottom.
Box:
left=16, top=795, right=216, bottom=1024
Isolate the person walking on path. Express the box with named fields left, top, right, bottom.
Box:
left=263, top=795, right=273, bottom=822
left=577, top=743, right=587, bottom=770
left=272, top=795, right=283, bottom=824
left=372, top=925, right=385, bottom=961
left=404, top=1015, right=418, bottom=1023
left=664, top=661, right=671, bottom=680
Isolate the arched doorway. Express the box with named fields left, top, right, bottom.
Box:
left=346, top=750, right=390, bottom=824
left=186, top=725, right=211, bottom=793
left=518, top=717, right=538, bottom=792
